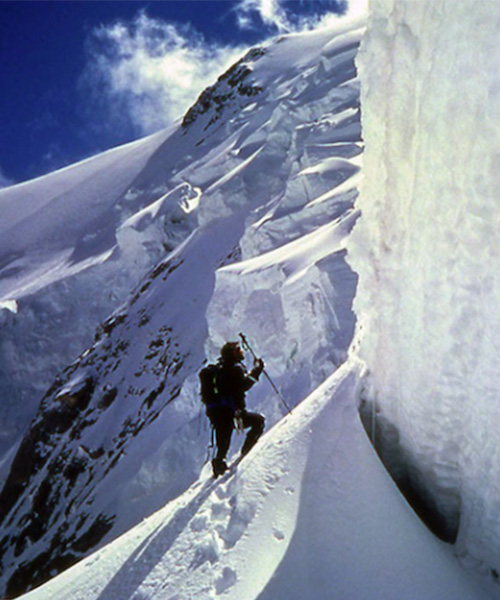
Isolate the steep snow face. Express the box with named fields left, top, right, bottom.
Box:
left=350, top=0, right=500, bottom=575
left=0, top=21, right=363, bottom=598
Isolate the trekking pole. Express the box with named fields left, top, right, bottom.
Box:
left=238, top=332, right=292, bottom=414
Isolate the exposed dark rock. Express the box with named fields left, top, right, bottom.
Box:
left=98, top=386, right=118, bottom=410
left=101, top=313, right=127, bottom=336
left=5, top=513, right=114, bottom=599
left=79, top=445, right=105, bottom=460
left=6, top=544, right=76, bottom=599
left=54, top=376, right=95, bottom=413
left=0, top=377, right=95, bottom=528
left=0, top=426, right=47, bottom=522
left=63, top=456, right=87, bottom=486
left=70, top=513, right=115, bottom=554
left=143, top=381, right=166, bottom=409
left=138, top=312, right=151, bottom=327
left=182, top=48, right=265, bottom=129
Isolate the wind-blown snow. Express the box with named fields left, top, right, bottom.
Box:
left=349, top=0, right=500, bottom=577
left=19, top=359, right=494, bottom=600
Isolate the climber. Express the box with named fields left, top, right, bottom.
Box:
left=200, top=341, right=265, bottom=477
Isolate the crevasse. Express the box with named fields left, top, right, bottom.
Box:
left=349, top=0, right=500, bottom=573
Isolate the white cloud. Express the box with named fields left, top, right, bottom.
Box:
left=237, top=0, right=290, bottom=32
left=84, top=13, right=246, bottom=135
left=345, top=0, right=369, bottom=20
left=235, top=0, right=364, bottom=33
left=311, top=0, right=369, bottom=30
left=82, top=4, right=367, bottom=138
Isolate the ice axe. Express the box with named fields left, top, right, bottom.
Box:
left=239, top=332, right=292, bottom=415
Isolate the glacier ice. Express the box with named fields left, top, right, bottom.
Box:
left=349, top=0, right=500, bottom=575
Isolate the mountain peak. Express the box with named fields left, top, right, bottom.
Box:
left=182, top=47, right=266, bottom=130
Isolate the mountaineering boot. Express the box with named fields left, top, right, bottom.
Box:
left=212, top=458, right=228, bottom=478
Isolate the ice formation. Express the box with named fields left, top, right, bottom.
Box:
left=350, top=0, right=500, bottom=574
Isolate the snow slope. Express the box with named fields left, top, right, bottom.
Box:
left=349, top=0, right=500, bottom=577
left=0, top=126, right=181, bottom=457
left=0, top=19, right=363, bottom=598
left=19, top=359, right=494, bottom=600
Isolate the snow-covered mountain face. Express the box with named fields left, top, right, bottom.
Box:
left=0, top=127, right=180, bottom=459
left=0, top=21, right=363, bottom=598
left=350, top=0, right=500, bottom=576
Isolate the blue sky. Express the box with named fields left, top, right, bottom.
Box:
left=0, top=1, right=356, bottom=186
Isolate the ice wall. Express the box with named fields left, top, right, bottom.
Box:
left=350, top=0, right=500, bottom=575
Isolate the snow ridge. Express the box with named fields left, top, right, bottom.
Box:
left=21, top=359, right=493, bottom=600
